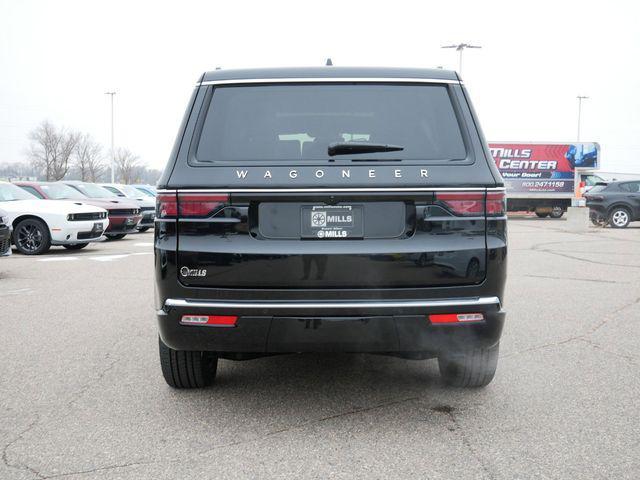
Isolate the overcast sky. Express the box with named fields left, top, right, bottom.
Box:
left=1, top=0, right=639, bottom=174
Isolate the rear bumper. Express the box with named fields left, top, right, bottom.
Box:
left=157, top=296, right=505, bottom=355
left=586, top=203, right=606, bottom=216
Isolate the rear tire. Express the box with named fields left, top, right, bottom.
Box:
left=438, top=343, right=499, bottom=388
left=609, top=207, right=631, bottom=228
left=105, top=234, right=127, bottom=240
left=63, top=243, right=89, bottom=250
left=159, top=337, right=218, bottom=389
left=535, top=211, right=549, bottom=218
left=138, top=227, right=151, bottom=233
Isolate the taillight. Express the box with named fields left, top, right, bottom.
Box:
left=486, top=191, right=506, bottom=216
left=429, top=313, right=484, bottom=324
left=435, top=192, right=484, bottom=216
left=180, top=315, right=238, bottom=327
left=435, top=191, right=505, bottom=217
left=156, top=193, right=230, bottom=219
left=178, top=193, right=229, bottom=218
left=157, top=193, right=177, bottom=218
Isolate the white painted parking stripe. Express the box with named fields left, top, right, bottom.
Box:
left=134, top=242, right=153, bottom=247
left=38, top=257, right=80, bottom=262
left=88, top=254, right=130, bottom=262
left=0, top=288, right=33, bottom=296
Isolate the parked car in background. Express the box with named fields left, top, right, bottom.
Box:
left=132, top=184, right=157, bottom=197
left=585, top=180, right=640, bottom=228
left=15, top=181, right=143, bottom=241
left=0, top=208, right=11, bottom=256
left=99, top=183, right=155, bottom=232
left=0, top=181, right=108, bottom=254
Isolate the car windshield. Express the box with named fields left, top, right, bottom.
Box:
left=73, top=183, right=117, bottom=198
left=121, top=185, right=145, bottom=198
left=194, top=84, right=466, bottom=163
left=41, top=183, right=87, bottom=200
left=583, top=175, right=605, bottom=186
left=134, top=186, right=155, bottom=197
left=0, top=183, right=38, bottom=201
left=588, top=184, right=607, bottom=193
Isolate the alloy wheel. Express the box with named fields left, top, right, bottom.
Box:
left=17, top=223, right=43, bottom=253
left=612, top=210, right=629, bottom=227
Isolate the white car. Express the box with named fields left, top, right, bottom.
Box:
left=0, top=182, right=109, bottom=255
left=99, top=183, right=155, bottom=232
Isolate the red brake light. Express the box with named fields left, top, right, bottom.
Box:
left=486, top=192, right=506, bottom=216
left=157, top=193, right=177, bottom=218
left=435, top=192, right=484, bottom=216
left=429, top=313, right=484, bottom=324
left=180, top=315, right=238, bottom=327
left=178, top=193, right=229, bottom=218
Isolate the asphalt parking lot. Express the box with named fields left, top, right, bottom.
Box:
left=1, top=220, right=639, bottom=480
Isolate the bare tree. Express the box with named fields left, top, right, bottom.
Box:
left=114, top=148, right=140, bottom=184
left=0, top=161, right=38, bottom=181
left=28, top=121, right=79, bottom=181
left=74, top=133, right=104, bottom=182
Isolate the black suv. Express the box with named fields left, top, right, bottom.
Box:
left=585, top=180, right=640, bottom=228
left=155, top=67, right=507, bottom=389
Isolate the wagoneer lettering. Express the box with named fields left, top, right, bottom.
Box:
left=155, top=66, right=507, bottom=389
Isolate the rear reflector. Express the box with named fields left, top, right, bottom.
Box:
left=180, top=315, right=238, bottom=326
left=429, top=313, right=484, bottom=324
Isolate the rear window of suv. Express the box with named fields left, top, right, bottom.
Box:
left=193, top=84, right=467, bottom=164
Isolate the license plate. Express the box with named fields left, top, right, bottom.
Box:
left=125, top=218, right=135, bottom=226
left=301, top=205, right=364, bottom=239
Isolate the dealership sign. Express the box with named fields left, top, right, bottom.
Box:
left=489, top=143, right=600, bottom=193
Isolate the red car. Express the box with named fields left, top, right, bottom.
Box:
left=14, top=181, right=142, bottom=240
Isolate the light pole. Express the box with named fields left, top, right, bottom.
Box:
left=441, top=43, right=482, bottom=75
left=576, top=95, right=589, bottom=142
left=105, top=91, right=116, bottom=183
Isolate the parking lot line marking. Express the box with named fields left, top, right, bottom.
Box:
left=134, top=242, right=154, bottom=247
left=0, top=288, right=33, bottom=296
left=38, top=257, right=80, bottom=262
left=132, top=252, right=153, bottom=256
left=88, top=254, right=131, bottom=262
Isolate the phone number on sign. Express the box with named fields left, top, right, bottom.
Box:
left=521, top=181, right=566, bottom=188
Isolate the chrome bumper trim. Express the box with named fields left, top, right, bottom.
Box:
left=164, top=296, right=501, bottom=310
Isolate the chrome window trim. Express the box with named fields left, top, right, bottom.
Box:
left=196, top=77, right=461, bottom=87
left=158, top=187, right=505, bottom=194
left=165, top=296, right=500, bottom=310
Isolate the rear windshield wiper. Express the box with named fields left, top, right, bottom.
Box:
left=327, top=142, right=404, bottom=157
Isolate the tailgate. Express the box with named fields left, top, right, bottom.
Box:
left=171, top=190, right=500, bottom=289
